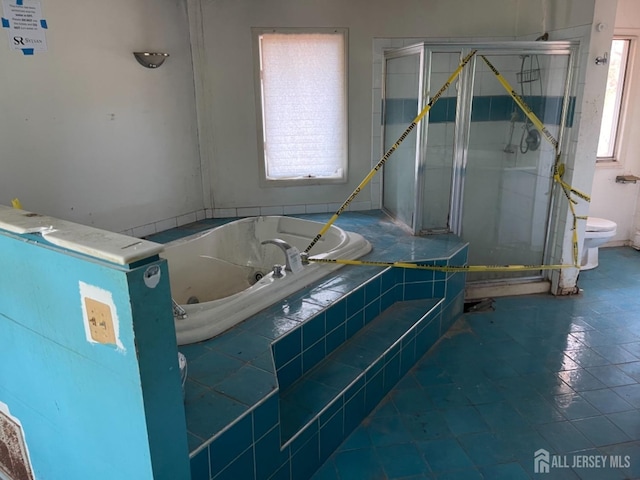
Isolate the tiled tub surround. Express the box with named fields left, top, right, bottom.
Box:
left=150, top=211, right=468, bottom=480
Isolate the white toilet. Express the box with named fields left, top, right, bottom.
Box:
left=581, top=217, right=617, bottom=270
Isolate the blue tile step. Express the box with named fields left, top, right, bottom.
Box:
left=279, top=298, right=443, bottom=447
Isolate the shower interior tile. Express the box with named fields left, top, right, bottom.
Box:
left=470, top=97, right=491, bottom=122
left=429, top=53, right=450, bottom=74
left=429, top=100, right=448, bottom=123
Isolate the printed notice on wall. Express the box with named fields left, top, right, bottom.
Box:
left=1, top=0, right=48, bottom=55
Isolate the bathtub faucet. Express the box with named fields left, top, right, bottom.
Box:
left=172, top=299, right=188, bottom=320
left=261, top=238, right=295, bottom=271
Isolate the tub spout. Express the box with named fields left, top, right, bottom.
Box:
left=261, top=238, right=294, bottom=271
left=172, top=299, right=187, bottom=319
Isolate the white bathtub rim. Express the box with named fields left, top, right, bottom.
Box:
left=174, top=230, right=371, bottom=345
left=162, top=215, right=349, bottom=254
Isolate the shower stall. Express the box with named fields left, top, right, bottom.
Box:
left=381, top=41, right=577, bottom=283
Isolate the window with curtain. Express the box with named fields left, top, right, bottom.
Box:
left=597, top=38, right=631, bottom=162
left=256, top=30, right=347, bottom=184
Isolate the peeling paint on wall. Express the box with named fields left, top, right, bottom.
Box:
left=0, top=401, right=35, bottom=480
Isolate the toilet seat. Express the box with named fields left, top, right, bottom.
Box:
left=586, top=217, right=616, bottom=233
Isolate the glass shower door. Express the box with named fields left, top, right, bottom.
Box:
left=461, top=52, right=572, bottom=281
left=382, top=47, right=423, bottom=232
left=421, top=50, right=464, bottom=233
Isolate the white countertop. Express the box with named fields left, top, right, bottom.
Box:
left=0, top=205, right=163, bottom=265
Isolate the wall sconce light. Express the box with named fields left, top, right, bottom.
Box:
left=133, top=52, right=169, bottom=69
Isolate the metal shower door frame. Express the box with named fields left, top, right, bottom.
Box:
left=451, top=42, right=578, bottom=282
left=381, top=44, right=425, bottom=234
left=382, top=41, right=578, bottom=282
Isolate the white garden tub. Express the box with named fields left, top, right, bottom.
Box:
left=161, top=216, right=371, bottom=345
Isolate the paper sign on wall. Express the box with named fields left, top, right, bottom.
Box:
left=1, top=0, right=48, bottom=55
left=79, top=281, right=125, bottom=353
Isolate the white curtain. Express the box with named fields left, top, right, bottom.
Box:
left=260, top=33, right=346, bottom=179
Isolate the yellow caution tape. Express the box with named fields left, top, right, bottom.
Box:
left=480, top=56, right=591, bottom=201
left=305, top=51, right=591, bottom=273
left=481, top=57, right=558, bottom=150
left=479, top=56, right=589, bottom=268
left=479, top=61, right=588, bottom=178
left=308, top=257, right=572, bottom=273
left=304, top=50, right=478, bottom=254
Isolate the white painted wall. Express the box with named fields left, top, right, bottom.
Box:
left=0, top=0, right=202, bottom=234
left=589, top=0, right=640, bottom=244
left=0, top=0, right=606, bottom=264
left=194, top=0, right=552, bottom=215
left=192, top=0, right=607, bottom=292
left=546, top=0, right=617, bottom=291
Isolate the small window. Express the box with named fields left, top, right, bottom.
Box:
left=597, top=38, right=631, bottom=161
left=254, top=29, right=348, bottom=185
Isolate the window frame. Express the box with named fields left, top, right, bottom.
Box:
left=597, top=36, right=634, bottom=164
left=252, top=27, right=349, bottom=187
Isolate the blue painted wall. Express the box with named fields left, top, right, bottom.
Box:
left=0, top=230, right=190, bottom=479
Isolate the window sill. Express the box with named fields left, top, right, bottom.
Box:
left=260, top=176, right=347, bottom=188
left=595, top=159, right=624, bottom=169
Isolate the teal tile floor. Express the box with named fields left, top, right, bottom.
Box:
left=311, top=247, right=640, bottom=480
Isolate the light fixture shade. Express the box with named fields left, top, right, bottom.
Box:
left=133, top=52, right=169, bottom=69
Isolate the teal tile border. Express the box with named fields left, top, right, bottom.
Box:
left=383, top=95, right=576, bottom=127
